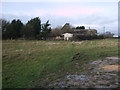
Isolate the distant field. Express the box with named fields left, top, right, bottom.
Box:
left=2, top=39, right=119, bottom=88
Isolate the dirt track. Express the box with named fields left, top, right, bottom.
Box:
left=48, top=57, right=120, bottom=88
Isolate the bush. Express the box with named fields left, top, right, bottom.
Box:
left=73, top=35, right=104, bottom=41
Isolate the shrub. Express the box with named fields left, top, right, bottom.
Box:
left=73, top=35, right=104, bottom=41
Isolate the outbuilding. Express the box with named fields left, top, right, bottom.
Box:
left=62, top=33, right=73, bottom=41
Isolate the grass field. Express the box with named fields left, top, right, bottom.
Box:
left=2, top=39, right=119, bottom=88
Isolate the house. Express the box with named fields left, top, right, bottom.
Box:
left=61, top=23, right=98, bottom=40
left=50, top=23, right=98, bottom=41
left=73, top=29, right=97, bottom=36
left=62, top=33, right=73, bottom=40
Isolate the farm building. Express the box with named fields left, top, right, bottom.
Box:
left=49, top=23, right=98, bottom=40
left=61, top=23, right=97, bottom=40
left=62, top=33, right=73, bottom=40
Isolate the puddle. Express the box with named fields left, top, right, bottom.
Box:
left=66, top=75, right=87, bottom=80
left=105, top=73, right=117, bottom=76
left=90, top=59, right=102, bottom=64
left=106, top=57, right=120, bottom=60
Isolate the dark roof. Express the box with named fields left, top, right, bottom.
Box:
left=61, top=23, right=70, bottom=30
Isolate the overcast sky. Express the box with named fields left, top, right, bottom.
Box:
left=1, top=0, right=119, bottom=36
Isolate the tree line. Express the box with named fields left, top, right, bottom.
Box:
left=1, top=17, right=115, bottom=40
left=1, top=17, right=51, bottom=40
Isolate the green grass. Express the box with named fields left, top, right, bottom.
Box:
left=2, top=39, right=119, bottom=88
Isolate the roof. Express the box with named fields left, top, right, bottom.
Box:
left=62, top=33, right=73, bottom=35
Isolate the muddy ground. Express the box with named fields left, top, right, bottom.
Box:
left=48, top=57, right=120, bottom=88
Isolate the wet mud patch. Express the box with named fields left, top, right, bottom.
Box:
left=66, top=75, right=87, bottom=81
